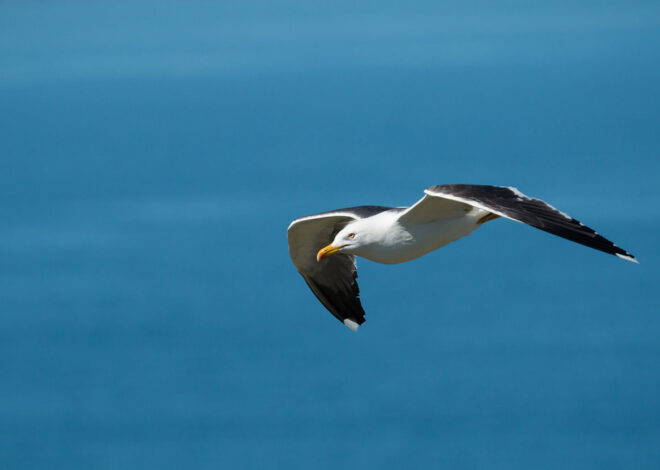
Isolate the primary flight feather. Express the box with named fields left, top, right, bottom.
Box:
left=287, top=184, right=637, bottom=331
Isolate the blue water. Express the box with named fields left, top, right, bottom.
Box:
left=1, top=1, right=659, bottom=469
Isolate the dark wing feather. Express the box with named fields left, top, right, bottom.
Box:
left=301, top=254, right=365, bottom=326
left=425, top=184, right=637, bottom=262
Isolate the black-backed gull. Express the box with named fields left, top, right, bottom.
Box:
left=287, top=184, right=637, bottom=331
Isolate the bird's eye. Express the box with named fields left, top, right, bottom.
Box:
left=347, top=233, right=356, bottom=239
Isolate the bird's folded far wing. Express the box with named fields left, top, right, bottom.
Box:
left=422, top=184, right=637, bottom=262
left=398, top=192, right=473, bottom=224
left=288, top=206, right=391, bottom=329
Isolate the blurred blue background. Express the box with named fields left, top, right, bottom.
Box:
left=1, top=1, right=659, bottom=468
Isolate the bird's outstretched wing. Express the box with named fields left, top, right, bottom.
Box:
left=287, top=206, right=393, bottom=329
left=404, top=184, right=637, bottom=262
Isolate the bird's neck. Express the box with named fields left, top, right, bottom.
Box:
left=353, top=213, right=414, bottom=264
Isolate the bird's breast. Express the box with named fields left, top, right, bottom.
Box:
left=356, top=216, right=481, bottom=264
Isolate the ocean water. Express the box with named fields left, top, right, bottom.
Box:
left=1, top=1, right=659, bottom=469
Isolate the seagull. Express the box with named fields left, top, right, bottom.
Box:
left=287, top=184, right=637, bottom=331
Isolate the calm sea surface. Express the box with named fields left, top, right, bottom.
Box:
left=1, top=2, right=659, bottom=469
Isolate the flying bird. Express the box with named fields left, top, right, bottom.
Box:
left=287, top=184, right=637, bottom=331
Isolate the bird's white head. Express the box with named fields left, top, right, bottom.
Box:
left=316, top=219, right=382, bottom=261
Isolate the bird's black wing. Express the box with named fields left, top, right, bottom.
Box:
left=287, top=206, right=393, bottom=329
left=423, top=184, right=637, bottom=262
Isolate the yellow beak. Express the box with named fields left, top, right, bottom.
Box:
left=317, top=244, right=344, bottom=262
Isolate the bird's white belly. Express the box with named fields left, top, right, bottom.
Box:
left=357, top=215, right=482, bottom=264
